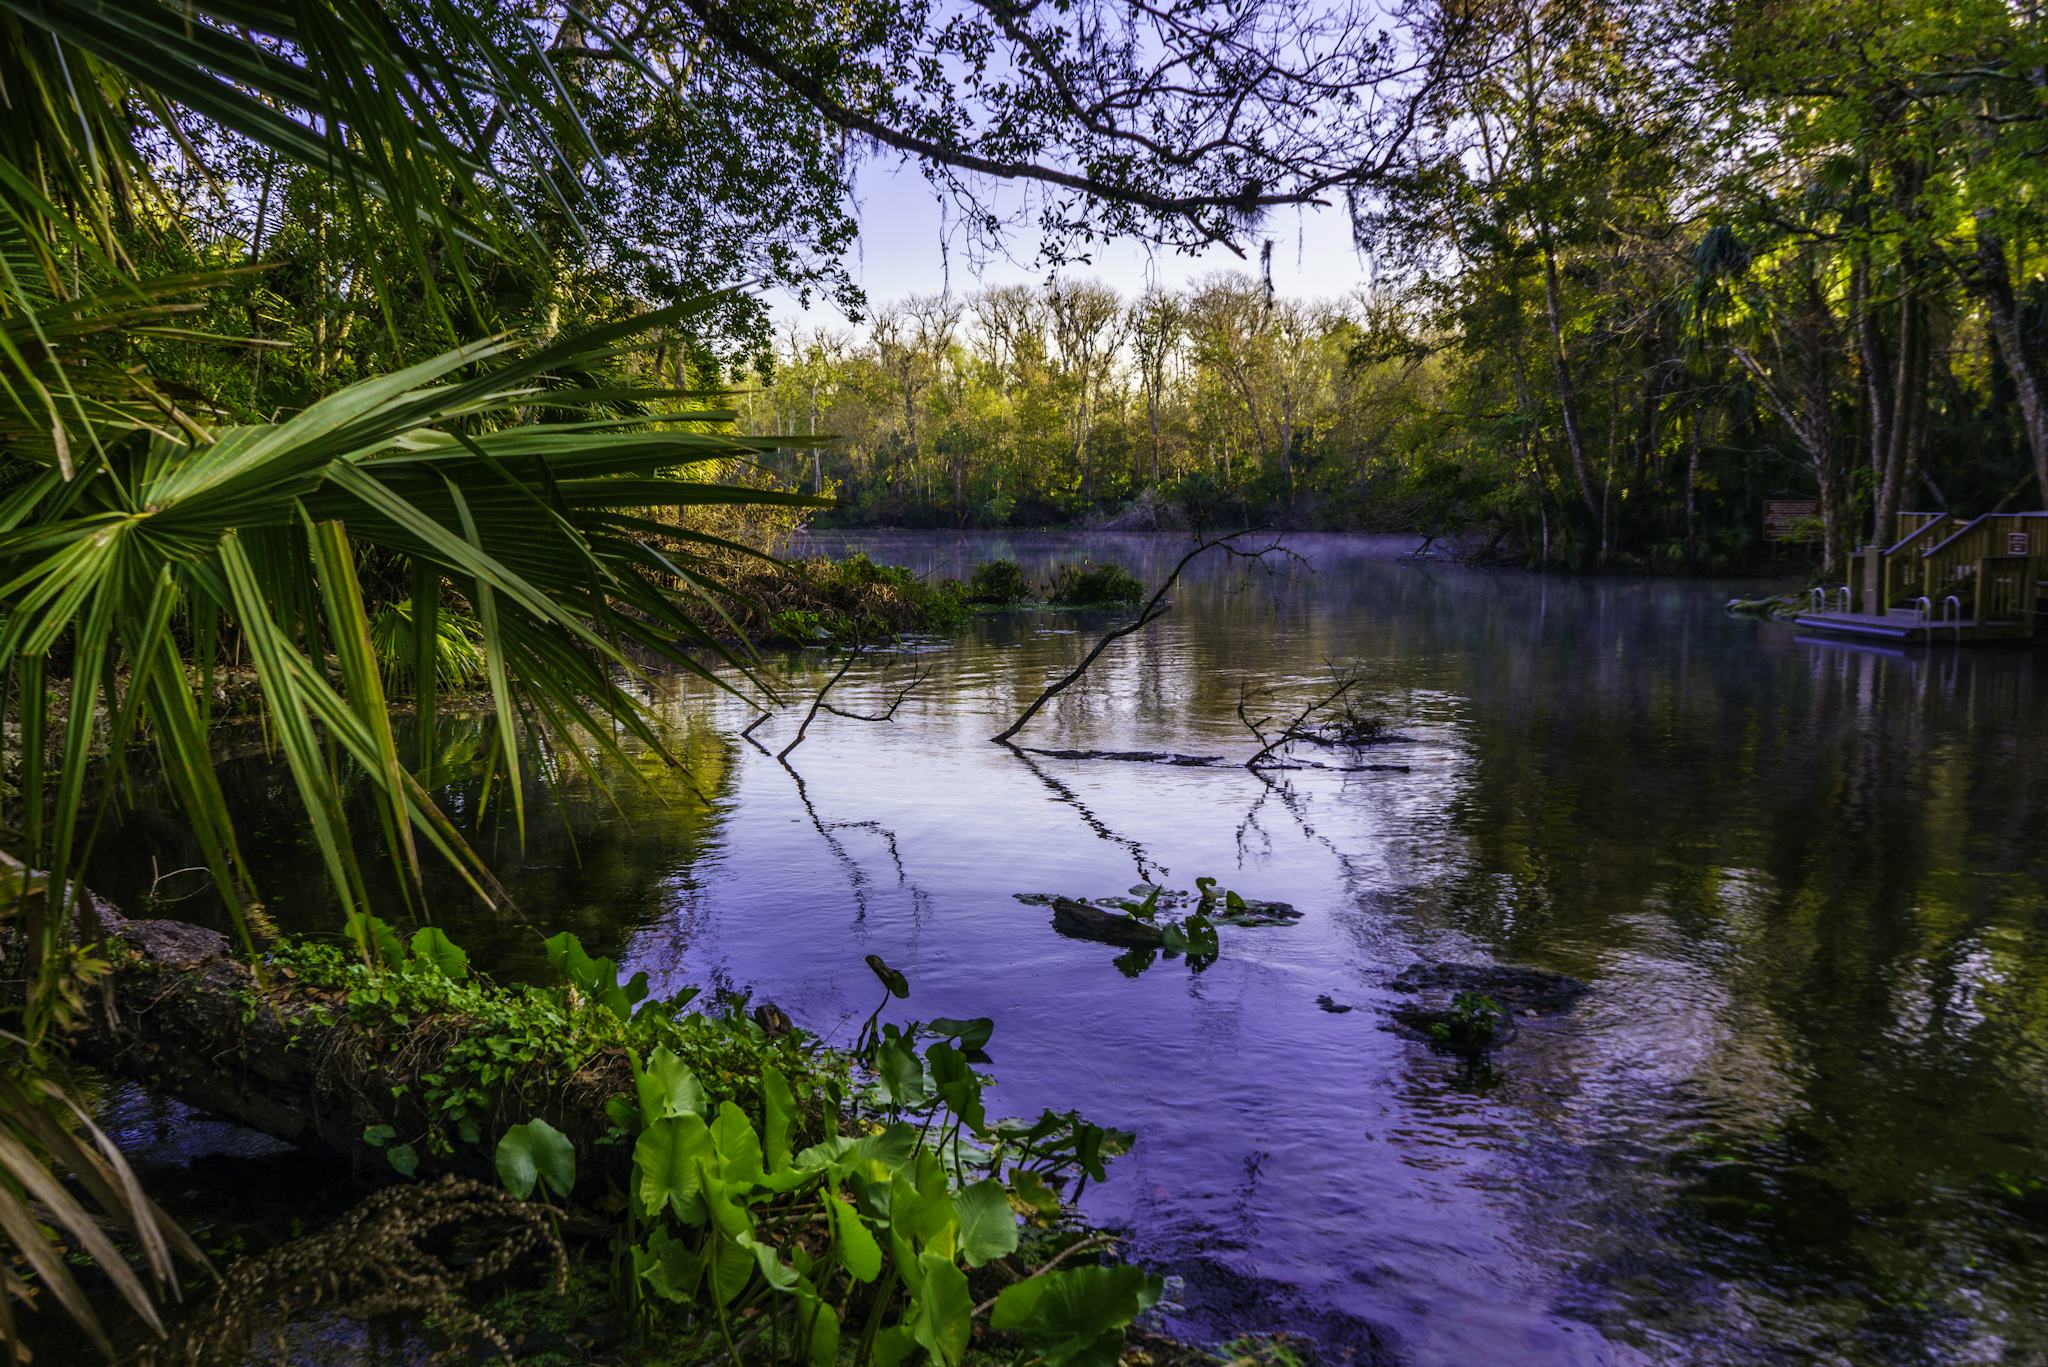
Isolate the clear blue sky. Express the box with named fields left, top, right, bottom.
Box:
left=766, top=155, right=1376, bottom=332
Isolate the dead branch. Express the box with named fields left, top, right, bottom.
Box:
left=775, top=647, right=865, bottom=760
left=1238, top=671, right=1364, bottom=768
left=991, top=530, right=1301, bottom=745
left=820, top=665, right=933, bottom=723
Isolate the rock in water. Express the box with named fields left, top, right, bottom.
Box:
left=1390, top=961, right=1587, bottom=1016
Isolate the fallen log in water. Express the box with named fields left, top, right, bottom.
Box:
left=1046, top=897, right=1167, bottom=948
left=64, top=896, right=636, bottom=1183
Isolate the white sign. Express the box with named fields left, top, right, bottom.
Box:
left=2011, top=531, right=2032, bottom=556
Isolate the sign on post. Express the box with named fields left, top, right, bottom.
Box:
left=1764, top=500, right=1821, bottom=543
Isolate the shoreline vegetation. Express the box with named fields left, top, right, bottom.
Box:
left=7, top=863, right=1307, bottom=1367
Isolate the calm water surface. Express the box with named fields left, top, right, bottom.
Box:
left=98, top=532, right=2048, bottom=1366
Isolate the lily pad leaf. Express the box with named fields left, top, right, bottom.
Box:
left=496, top=1118, right=575, bottom=1200
left=953, top=1179, right=1018, bottom=1267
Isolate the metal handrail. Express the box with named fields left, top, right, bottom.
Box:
left=1836, top=586, right=1852, bottom=612
left=1810, top=587, right=1827, bottom=612
left=1912, top=595, right=1932, bottom=622
left=1943, top=594, right=1963, bottom=623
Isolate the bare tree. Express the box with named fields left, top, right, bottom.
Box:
left=1046, top=279, right=1128, bottom=500
left=1130, top=289, right=1186, bottom=484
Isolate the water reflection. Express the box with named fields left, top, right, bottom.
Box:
left=94, top=531, right=2048, bottom=1365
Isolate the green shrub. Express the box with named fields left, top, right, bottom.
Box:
left=368, top=597, right=485, bottom=692
left=965, top=558, right=1030, bottom=605
left=1046, top=560, right=1145, bottom=606
left=273, top=920, right=1162, bottom=1365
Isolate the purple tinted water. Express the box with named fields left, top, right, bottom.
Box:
left=95, top=531, right=2048, bottom=1365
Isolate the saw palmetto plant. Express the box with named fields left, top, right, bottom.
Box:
left=0, top=1, right=809, bottom=1358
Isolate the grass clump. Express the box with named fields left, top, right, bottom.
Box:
left=1426, top=992, right=1513, bottom=1053
left=965, top=558, right=1030, bottom=605
left=715, top=551, right=971, bottom=643
left=1046, top=559, right=1145, bottom=606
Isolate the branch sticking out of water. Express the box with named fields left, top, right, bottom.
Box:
left=777, top=648, right=866, bottom=760
left=990, top=530, right=1302, bottom=746
left=820, top=664, right=933, bottom=723
left=771, top=645, right=933, bottom=760
left=1238, top=669, right=1366, bottom=769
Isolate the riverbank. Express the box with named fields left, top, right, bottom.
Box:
left=15, top=883, right=1284, bottom=1365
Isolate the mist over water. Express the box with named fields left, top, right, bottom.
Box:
left=97, top=532, right=2048, bottom=1366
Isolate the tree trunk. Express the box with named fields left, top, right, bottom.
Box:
left=1684, top=409, right=1701, bottom=567
left=1539, top=236, right=1601, bottom=533
left=1975, top=224, right=2048, bottom=509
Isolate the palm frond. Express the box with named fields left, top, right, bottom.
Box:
left=0, top=305, right=822, bottom=991
left=0, top=1025, right=207, bottom=1362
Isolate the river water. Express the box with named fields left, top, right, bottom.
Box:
left=94, top=531, right=2048, bottom=1365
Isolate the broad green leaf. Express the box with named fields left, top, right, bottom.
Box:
left=495, top=1119, right=575, bottom=1200
left=991, top=1264, right=1163, bottom=1367
left=828, top=1192, right=882, bottom=1282
left=761, top=1065, right=796, bottom=1173
left=926, top=1043, right=985, bottom=1131
left=634, top=1226, right=701, bottom=1303
left=634, top=1114, right=712, bottom=1221
left=636, top=1047, right=706, bottom=1123
left=953, top=1180, right=1019, bottom=1267
left=346, top=910, right=407, bottom=970
left=710, top=1101, right=764, bottom=1186
left=802, top=1294, right=841, bottom=1367
left=907, top=1251, right=973, bottom=1366
left=1010, top=1168, right=1061, bottom=1215
left=869, top=1325, right=916, bottom=1367
left=927, top=1016, right=995, bottom=1053
left=875, top=1034, right=927, bottom=1107
left=708, top=1230, right=754, bottom=1306
left=865, top=953, right=910, bottom=998
left=386, top=1143, right=419, bottom=1178
left=741, top=1232, right=801, bottom=1291
left=408, top=926, right=468, bottom=980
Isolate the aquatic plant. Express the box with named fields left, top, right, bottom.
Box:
left=965, top=558, right=1031, bottom=605
left=1046, top=560, right=1146, bottom=606
left=246, top=921, right=1160, bottom=1363
left=1426, top=993, right=1513, bottom=1054
left=724, top=553, right=972, bottom=642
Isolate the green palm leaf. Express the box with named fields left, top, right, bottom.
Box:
left=0, top=305, right=819, bottom=998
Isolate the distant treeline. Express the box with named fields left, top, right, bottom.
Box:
left=740, top=0, right=2048, bottom=572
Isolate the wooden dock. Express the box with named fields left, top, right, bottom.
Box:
left=1793, top=511, right=2047, bottom=645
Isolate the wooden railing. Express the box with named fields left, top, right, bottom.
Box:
left=1976, top=556, right=2033, bottom=623
left=1879, top=512, right=1957, bottom=608
left=1920, top=514, right=2047, bottom=618
left=1864, top=510, right=2047, bottom=626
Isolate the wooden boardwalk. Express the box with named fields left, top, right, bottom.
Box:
left=1794, top=511, right=2048, bottom=645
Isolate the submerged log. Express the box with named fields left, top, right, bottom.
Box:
left=1388, top=961, right=1588, bottom=1017
left=1047, top=897, right=1166, bottom=948
left=64, top=896, right=633, bottom=1183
